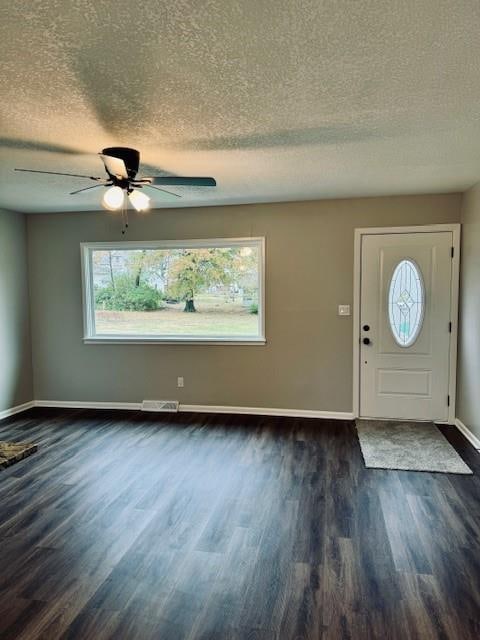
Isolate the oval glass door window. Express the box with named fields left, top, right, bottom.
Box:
left=388, top=259, right=425, bottom=347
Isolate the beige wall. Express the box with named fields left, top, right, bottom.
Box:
left=0, top=209, right=33, bottom=413
left=457, top=183, right=480, bottom=439
left=27, top=194, right=461, bottom=412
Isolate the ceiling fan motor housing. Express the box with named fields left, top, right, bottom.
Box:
left=102, top=147, right=140, bottom=180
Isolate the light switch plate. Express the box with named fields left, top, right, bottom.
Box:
left=338, top=305, right=351, bottom=316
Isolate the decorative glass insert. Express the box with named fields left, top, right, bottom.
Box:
left=388, top=259, right=425, bottom=347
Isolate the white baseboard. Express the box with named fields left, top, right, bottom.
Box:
left=34, top=400, right=354, bottom=421
left=35, top=400, right=142, bottom=411
left=0, top=400, right=36, bottom=421
left=180, top=404, right=354, bottom=420
left=455, top=418, right=480, bottom=450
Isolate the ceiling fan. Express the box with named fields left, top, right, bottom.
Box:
left=14, top=147, right=217, bottom=212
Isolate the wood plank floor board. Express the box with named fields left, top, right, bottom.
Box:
left=0, top=408, right=479, bottom=639
left=0, top=597, right=50, bottom=640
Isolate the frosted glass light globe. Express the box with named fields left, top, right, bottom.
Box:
left=102, top=186, right=124, bottom=210
left=128, top=189, right=150, bottom=211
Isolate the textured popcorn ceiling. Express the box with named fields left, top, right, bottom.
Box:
left=1, top=0, right=479, bottom=213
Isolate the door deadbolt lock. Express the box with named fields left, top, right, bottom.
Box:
left=363, top=337, right=371, bottom=345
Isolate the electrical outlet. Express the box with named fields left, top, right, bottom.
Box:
left=177, top=376, right=184, bottom=388
left=338, top=305, right=351, bottom=316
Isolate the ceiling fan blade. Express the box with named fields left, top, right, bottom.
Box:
left=70, top=183, right=109, bottom=195
left=15, top=168, right=102, bottom=180
left=146, top=176, right=217, bottom=187
left=142, top=183, right=181, bottom=199
left=100, top=154, right=129, bottom=179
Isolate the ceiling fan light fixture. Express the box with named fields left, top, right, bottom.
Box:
left=102, top=186, right=124, bottom=211
left=128, top=189, right=150, bottom=212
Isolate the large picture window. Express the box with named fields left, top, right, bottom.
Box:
left=81, top=238, right=265, bottom=343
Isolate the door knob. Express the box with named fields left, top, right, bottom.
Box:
left=363, top=337, right=371, bottom=345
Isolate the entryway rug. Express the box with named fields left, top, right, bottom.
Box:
left=0, top=441, right=37, bottom=470
left=356, top=420, right=472, bottom=474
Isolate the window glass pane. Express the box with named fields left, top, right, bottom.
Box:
left=388, top=258, right=424, bottom=347
left=89, top=243, right=262, bottom=339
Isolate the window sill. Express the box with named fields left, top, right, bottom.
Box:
left=83, top=336, right=267, bottom=346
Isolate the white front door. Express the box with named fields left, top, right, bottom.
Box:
left=359, top=231, right=454, bottom=421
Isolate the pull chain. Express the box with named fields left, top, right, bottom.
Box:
left=121, top=193, right=129, bottom=235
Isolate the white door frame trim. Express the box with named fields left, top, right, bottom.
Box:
left=353, top=224, right=461, bottom=424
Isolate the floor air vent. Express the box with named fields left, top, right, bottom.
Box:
left=141, top=400, right=179, bottom=412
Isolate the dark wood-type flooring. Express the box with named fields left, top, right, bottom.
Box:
left=0, top=408, right=479, bottom=640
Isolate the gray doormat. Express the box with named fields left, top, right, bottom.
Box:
left=356, top=420, right=472, bottom=474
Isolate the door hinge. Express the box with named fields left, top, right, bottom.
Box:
left=451, top=246, right=455, bottom=258
left=448, top=321, right=452, bottom=333
left=447, top=395, right=450, bottom=407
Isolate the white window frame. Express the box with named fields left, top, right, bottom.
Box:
left=81, top=238, right=266, bottom=345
